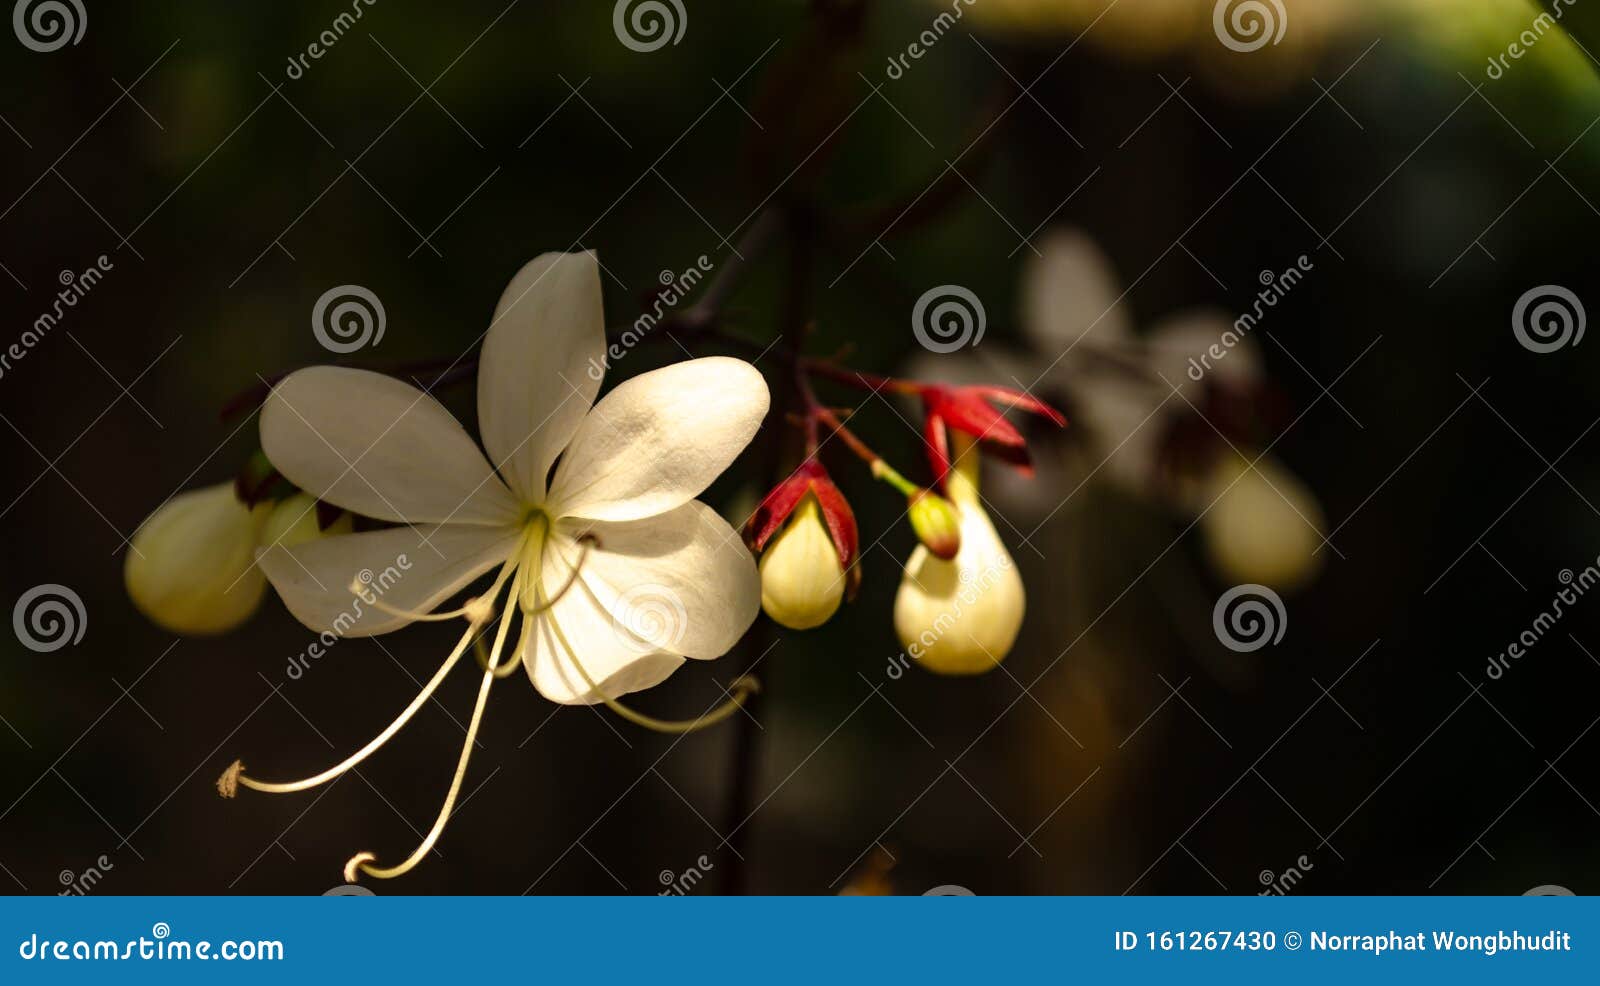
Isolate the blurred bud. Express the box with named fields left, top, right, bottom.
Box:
left=125, top=482, right=272, bottom=635
left=908, top=490, right=961, bottom=560
left=894, top=438, right=1024, bottom=674
left=260, top=493, right=353, bottom=550
left=759, top=497, right=847, bottom=630
left=1199, top=450, right=1325, bottom=592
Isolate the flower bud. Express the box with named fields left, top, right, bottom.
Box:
left=759, top=497, right=846, bottom=630
left=260, top=493, right=353, bottom=550
left=907, top=490, right=961, bottom=560
left=125, top=482, right=273, bottom=635
left=894, top=438, right=1024, bottom=675
left=1199, top=450, right=1324, bottom=591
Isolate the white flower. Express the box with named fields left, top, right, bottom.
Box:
left=894, top=438, right=1025, bottom=675
left=222, top=251, right=769, bottom=883
left=125, top=482, right=271, bottom=636
left=256, top=250, right=768, bottom=705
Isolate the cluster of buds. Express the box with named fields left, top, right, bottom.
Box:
left=743, top=370, right=1064, bottom=675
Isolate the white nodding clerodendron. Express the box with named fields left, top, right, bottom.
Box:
left=894, top=435, right=1025, bottom=675
left=759, top=495, right=846, bottom=630
left=217, top=250, right=770, bottom=883
left=1198, top=449, right=1325, bottom=592
left=125, top=482, right=273, bottom=636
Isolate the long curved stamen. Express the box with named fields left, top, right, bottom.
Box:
left=344, top=569, right=522, bottom=882
left=522, top=534, right=598, bottom=616
left=348, top=551, right=520, bottom=624
left=221, top=546, right=528, bottom=799
left=219, top=621, right=479, bottom=798
left=533, top=542, right=760, bottom=735
left=473, top=621, right=524, bottom=679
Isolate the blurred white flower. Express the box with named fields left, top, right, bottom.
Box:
left=905, top=228, right=1325, bottom=592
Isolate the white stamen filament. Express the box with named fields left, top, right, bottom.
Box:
left=344, top=566, right=523, bottom=882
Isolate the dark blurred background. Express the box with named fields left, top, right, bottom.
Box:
left=3, top=0, right=1600, bottom=895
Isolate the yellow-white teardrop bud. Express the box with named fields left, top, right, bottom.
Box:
left=125, top=482, right=272, bottom=635
left=894, top=440, right=1025, bottom=675
left=759, top=496, right=845, bottom=630
left=1199, top=450, right=1325, bottom=592
left=260, top=493, right=353, bottom=550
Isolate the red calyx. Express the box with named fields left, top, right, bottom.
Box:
left=744, top=459, right=860, bottom=587
left=918, top=384, right=1066, bottom=488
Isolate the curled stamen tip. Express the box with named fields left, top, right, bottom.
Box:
left=463, top=596, right=496, bottom=626
left=732, top=675, right=761, bottom=697
left=217, top=760, right=243, bottom=799
left=343, top=852, right=377, bottom=884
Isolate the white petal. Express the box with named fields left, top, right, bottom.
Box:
left=478, top=252, right=607, bottom=502
left=1021, top=228, right=1134, bottom=357
left=262, top=367, right=520, bottom=527
left=521, top=539, right=684, bottom=705
left=547, top=357, right=769, bottom=522
left=557, top=500, right=759, bottom=659
left=258, top=523, right=521, bottom=637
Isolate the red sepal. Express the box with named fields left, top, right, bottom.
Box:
left=743, top=459, right=858, bottom=572
left=917, top=384, right=1065, bottom=487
